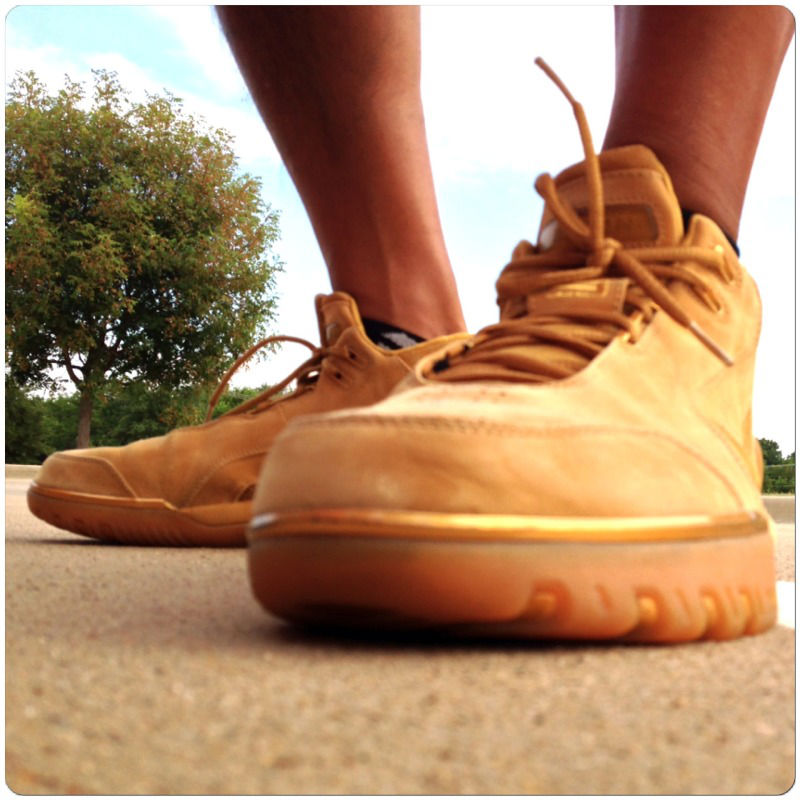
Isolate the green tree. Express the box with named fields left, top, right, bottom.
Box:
left=39, top=393, right=82, bottom=454
left=758, top=438, right=795, bottom=494
left=758, top=438, right=783, bottom=466
left=4, top=374, right=47, bottom=463
left=763, top=465, right=795, bottom=494
left=90, top=381, right=208, bottom=446
left=5, top=70, right=282, bottom=448
left=208, top=384, right=273, bottom=419
left=5, top=378, right=276, bottom=464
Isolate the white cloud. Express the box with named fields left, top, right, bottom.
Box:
left=179, top=96, right=279, bottom=168
left=421, top=7, right=616, bottom=181
left=136, top=7, right=280, bottom=168
left=5, top=17, right=281, bottom=170
left=7, top=32, right=90, bottom=92
left=146, top=6, right=244, bottom=98
left=6, top=26, right=162, bottom=105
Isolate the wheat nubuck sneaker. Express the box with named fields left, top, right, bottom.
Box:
left=248, top=63, right=777, bottom=641
left=27, top=292, right=467, bottom=546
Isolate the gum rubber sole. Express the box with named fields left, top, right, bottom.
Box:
left=247, top=508, right=777, bottom=641
left=27, top=482, right=250, bottom=546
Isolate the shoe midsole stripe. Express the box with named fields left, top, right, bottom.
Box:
left=248, top=508, right=768, bottom=544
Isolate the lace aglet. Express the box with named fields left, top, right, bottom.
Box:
left=689, top=321, right=734, bottom=366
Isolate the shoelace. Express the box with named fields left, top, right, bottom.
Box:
left=433, top=59, right=734, bottom=385
left=204, top=334, right=343, bottom=422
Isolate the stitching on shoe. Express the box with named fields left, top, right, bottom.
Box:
left=53, top=453, right=136, bottom=498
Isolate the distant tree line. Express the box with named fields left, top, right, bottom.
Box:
left=5, top=380, right=795, bottom=496
left=760, top=439, right=795, bottom=495
left=5, top=377, right=269, bottom=465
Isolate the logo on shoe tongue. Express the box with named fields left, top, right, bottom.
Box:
left=325, top=322, right=342, bottom=344
left=527, top=278, right=629, bottom=315
left=539, top=203, right=659, bottom=250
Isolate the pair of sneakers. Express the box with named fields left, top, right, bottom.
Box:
left=28, top=67, right=777, bottom=643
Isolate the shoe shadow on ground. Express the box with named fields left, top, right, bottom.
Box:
left=24, top=536, right=124, bottom=546
left=265, top=618, right=673, bottom=653
left=12, top=534, right=609, bottom=654
left=11, top=530, right=788, bottom=656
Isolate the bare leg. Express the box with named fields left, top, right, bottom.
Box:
left=603, top=6, right=794, bottom=240
left=217, top=6, right=466, bottom=340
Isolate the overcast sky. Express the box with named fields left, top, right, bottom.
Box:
left=5, top=5, right=795, bottom=454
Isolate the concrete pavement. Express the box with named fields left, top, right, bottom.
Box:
left=6, top=476, right=795, bottom=794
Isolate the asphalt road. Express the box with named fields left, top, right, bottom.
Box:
left=5, top=476, right=795, bottom=795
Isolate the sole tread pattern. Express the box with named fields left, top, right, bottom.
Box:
left=270, top=581, right=777, bottom=643
left=249, top=518, right=778, bottom=642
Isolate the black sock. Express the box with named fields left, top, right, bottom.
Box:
left=681, top=208, right=740, bottom=257
left=362, top=318, right=425, bottom=350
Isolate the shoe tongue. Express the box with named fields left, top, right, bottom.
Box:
left=499, top=145, right=685, bottom=324
left=537, top=144, right=684, bottom=252
left=526, top=277, right=630, bottom=316
left=315, top=292, right=363, bottom=347
left=487, top=147, right=685, bottom=371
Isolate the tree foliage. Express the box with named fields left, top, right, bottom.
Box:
left=4, top=380, right=273, bottom=464
left=758, top=438, right=795, bottom=494
left=759, top=438, right=784, bottom=467
left=5, top=375, right=48, bottom=464
left=5, top=69, right=282, bottom=447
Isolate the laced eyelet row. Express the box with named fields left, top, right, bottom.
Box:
left=431, top=59, right=736, bottom=384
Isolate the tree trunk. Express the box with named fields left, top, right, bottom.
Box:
left=76, top=387, right=93, bottom=449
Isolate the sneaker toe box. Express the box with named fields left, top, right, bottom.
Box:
left=254, top=402, right=752, bottom=519
left=34, top=449, right=135, bottom=499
